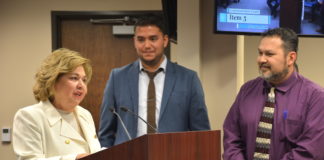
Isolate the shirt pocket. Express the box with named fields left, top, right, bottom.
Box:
left=281, top=118, right=304, bottom=142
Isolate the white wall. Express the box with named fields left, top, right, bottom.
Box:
left=174, top=0, right=201, bottom=74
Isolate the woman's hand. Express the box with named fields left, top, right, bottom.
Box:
left=76, top=153, right=89, bottom=160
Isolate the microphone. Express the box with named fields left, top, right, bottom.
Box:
left=120, top=107, right=158, bottom=133
left=109, top=108, right=132, bottom=140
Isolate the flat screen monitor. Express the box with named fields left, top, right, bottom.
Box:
left=214, top=0, right=324, bottom=37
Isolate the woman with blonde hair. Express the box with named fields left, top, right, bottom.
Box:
left=13, top=48, right=101, bottom=160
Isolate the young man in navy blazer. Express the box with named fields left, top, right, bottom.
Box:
left=99, top=14, right=210, bottom=147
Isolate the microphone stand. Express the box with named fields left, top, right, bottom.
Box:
left=109, top=108, right=132, bottom=140
left=120, top=107, right=158, bottom=133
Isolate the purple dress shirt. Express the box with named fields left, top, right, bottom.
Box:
left=223, top=71, right=324, bottom=160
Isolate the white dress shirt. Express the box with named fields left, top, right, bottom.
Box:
left=137, top=56, right=167, bottom=137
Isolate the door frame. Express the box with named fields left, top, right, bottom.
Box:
left=51, top=10, right=164, bottom=50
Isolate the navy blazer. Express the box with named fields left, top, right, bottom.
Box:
left=98, top=60, right=210, bottom=147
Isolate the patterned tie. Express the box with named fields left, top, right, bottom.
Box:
left=253, top=87, right=275, bottom=160
left=145, top=68, right=162, bottom=133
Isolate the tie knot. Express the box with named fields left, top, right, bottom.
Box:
left=145, top=68, right=163, bottom=79
left=268, top=87, right=275, bottom=102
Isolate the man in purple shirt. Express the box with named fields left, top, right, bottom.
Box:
left=223, top=27, right=324, bottom=160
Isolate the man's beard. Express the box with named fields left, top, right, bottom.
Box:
left=259, top=64, right=289, bottom=83
left=141, top=58, right=159, bottom=66
left=140, top=53, right=164, bottom=67
left=259, top=63, right=289, bottom=82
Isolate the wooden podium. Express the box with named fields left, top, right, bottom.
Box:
left=81, top=130, right=221, bottom=160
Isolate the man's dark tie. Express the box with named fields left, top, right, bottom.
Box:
left=145, top=68, right=162, bottom=133
left=253, top=87, right=275, bottom=160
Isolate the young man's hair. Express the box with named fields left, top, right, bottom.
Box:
left=134, top=14, right=167, bottom=35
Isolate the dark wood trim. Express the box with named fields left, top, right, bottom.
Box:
left=51, top=11, right=162, bottom=51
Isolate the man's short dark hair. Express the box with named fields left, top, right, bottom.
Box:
left=261, top=27, right=298, bottom=53
left=134, top=14, right=167, bottom=35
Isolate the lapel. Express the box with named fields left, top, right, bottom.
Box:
left=44, top=101, right=85, bottom=142
left=159, top=60, right=176, bottom=120
left=75, top=107, right=97, bottom=152
left=127, top=61, right=140, bottom=137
